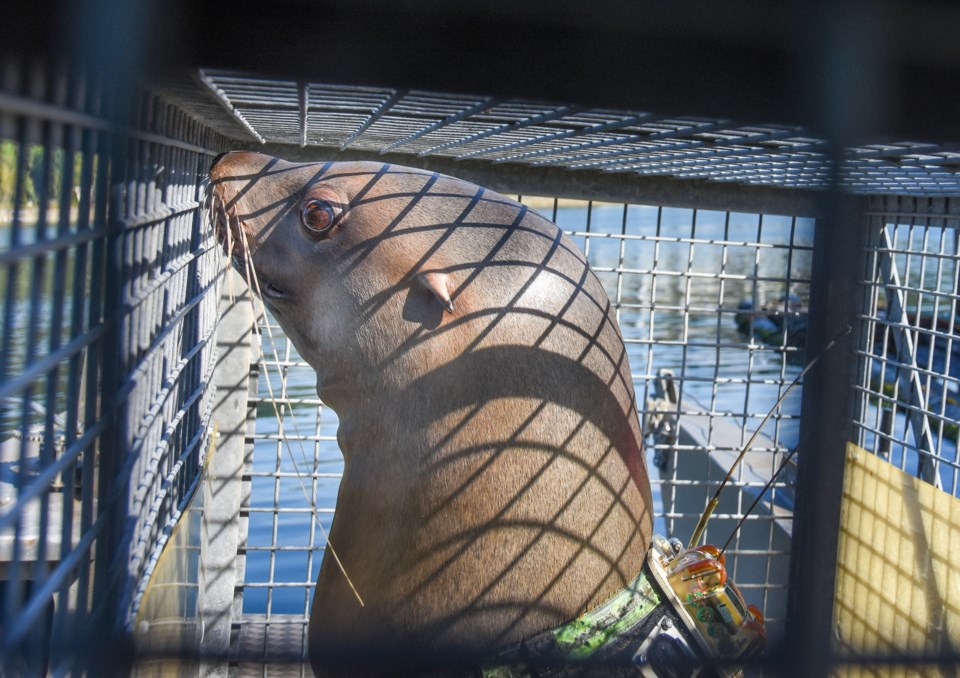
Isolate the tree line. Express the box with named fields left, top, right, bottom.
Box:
left=1, top=141, right=85, bottom=209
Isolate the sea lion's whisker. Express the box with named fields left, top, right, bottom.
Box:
left=235, top=221, right=365, bottom=608
left=209, top=191, right=237, bottom=304
left=224, top=207, right=236, bottom=303
left=206, top=188, right=364, bottom=607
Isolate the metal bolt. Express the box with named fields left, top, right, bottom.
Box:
left=661, top=617, right=673, bottom=630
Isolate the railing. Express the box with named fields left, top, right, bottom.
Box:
left=0, top=60, right=227, bottom=674
left=855, top=195, right=960, bottom=496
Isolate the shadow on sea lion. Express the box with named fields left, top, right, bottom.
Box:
left=207, top=152, right=653, bottom=676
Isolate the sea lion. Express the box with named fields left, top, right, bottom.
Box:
left=208, top=151, right=653, bottom=675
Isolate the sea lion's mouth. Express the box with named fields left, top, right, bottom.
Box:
left=259, top=277, right=290, bottom=301
left=204, top=184, right=289, bottom=301
left=209, top=195, right=256, bottom=273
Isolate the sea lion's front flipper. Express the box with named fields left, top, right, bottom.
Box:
left=416, top=271, right=454, bottom=314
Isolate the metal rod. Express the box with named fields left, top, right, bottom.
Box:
left=530, top=121, right=749, bottom=167
left=878, top=228, right=942, bottom=486
left=339, top=88, right=406, bottom=150
left=456, top=114, right=653, bottom=161
left=0, top=90, right=218, bottom=155
left=539, top=127, right=802, bottom=167
left=493, top=133, right=639, bottom=164
left=492, top=119, right=726, bottom=165
left=254, top=143, right=823, bottom=217
left=418, top=105, right=582, bottom=156
left=564, top=135, right=824, bottom=171
left=380, top=96, right=501, bottom=154
left=196, top=69, right=265, bottom=144
left=298, top=80, right=308, bottom=147
left=784, top=189, right=868, bottom=677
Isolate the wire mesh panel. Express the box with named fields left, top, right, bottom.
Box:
left=237, top=195, right=815, bottom=660
left=855, top=195, right=960, bottom=496
left=0, top=60, right=226, bottom=673
left=234, top=315, right=341, bottom=675
left=551, top=198, right=812, bottom=646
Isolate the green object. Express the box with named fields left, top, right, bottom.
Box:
left=551, top=569, right=659, bottom=659
left=483, top=567, right=661, bottom=676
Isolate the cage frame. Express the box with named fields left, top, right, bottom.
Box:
left=2, top=1, right=960, bottom=674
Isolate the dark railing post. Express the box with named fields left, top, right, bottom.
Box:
left=71, top=0, right=155, bottom=672
left=784, top=189, right=868, bottom=676
left=785, top=1, right=890, bottom=670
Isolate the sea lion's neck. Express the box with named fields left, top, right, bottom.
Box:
left=315, top=373, right=650, bottom=655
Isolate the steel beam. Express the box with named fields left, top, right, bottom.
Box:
left=251, top=142, right=822, bottom=218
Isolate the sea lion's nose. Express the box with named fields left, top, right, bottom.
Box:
left=209, top=150, right=274, bottom=180
left=210, top=151, right=232, bottom=172
left=209, top=150, right=253, bottom=176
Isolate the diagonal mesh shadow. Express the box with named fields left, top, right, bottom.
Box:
left=206, top=153, right=653, bottom=671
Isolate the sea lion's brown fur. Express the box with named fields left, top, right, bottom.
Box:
left=208, top=152, right=653, bottom=674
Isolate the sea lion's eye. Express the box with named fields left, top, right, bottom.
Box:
left=300, top=199, right=338, bottom=235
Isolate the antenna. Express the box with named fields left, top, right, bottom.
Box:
left=687, top=324, right=852, bottom=549
left=719, top=444, right=798, bottom=556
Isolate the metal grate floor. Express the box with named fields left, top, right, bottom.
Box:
left=233, top=616, right=309, bottom=677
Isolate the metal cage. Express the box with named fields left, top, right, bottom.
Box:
left=3, top=3, right=960, bottom=675
left=0, top=60, right=228, bottom=673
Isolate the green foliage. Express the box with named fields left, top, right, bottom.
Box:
left=0, top=140, right=18, bottom=207
left=0, top=140, right=85, bottom=212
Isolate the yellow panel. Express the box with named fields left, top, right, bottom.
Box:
left=133, top=506, right=202, bottom=677
left=835, top=442, right=960, bottom=677
left=131, top=430, right=219, bottom=676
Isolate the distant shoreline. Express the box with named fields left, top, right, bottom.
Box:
left=519, top=196, right=620, bottom=210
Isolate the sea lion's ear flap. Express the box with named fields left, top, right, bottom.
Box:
left=416, top=271, right=454, bottom=314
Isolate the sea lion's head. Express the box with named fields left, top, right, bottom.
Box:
left=207, top=151, right=559, bottom=406
left=208, top=151, right=350, bottom=295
